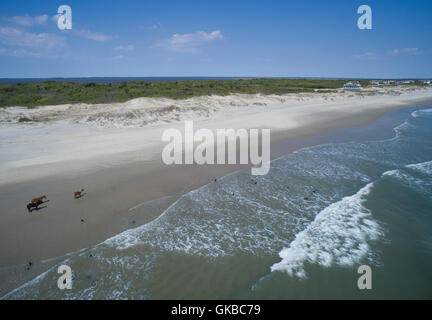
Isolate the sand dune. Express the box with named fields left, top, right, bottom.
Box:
left=1, top=86, right=426, bottom=128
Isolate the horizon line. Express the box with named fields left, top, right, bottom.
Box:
left=1, top=76, right=431, bottom=80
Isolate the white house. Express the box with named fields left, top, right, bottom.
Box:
left=343, top=81, right=363, bottom=91
left=396, top=80, right=415, bottom=85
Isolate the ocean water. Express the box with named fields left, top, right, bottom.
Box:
left=2, top=106, right=432, bottom=299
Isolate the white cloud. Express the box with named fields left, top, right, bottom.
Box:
left=4, top=14, right=48, bottom=27
left=113, top=44, right=134, bottom=51
left=145, top=24, right=161, bottom=30
left=0, top=47, right=42, bottom=57
left=403, top=48, right=423, bottom=55
left=391, top=47, right=426, bottom=56
left=154, top=30, right=223, bottom=53
left=353, top=52, right=377, bottom=60
left=114, top=55, right=124, bottom=60
left=51, top=14, right=61, bottom=22
left=34, top=15, right=48, bottom=25
left=74, top=29, right=117, bottom=41
left=0, top=26, right=65, bottom=58
left=0, top=26, right=65, bottom=49
left=365, top=47, right=430, bottom=59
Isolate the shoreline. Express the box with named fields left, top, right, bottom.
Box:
left=2, top=105, right=432, bottom=300
left=1, top=87, right=432, bottom=273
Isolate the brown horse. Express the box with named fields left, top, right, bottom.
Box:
left=31, top=195, right=47, bottom=204
left=74, top=189, right=85, bottom=199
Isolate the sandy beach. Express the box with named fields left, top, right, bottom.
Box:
left=1, top=85, right=432, bottom=271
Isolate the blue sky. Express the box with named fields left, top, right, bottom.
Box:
left=0, top=0, right=431, bottom=78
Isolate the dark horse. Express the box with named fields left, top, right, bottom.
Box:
left=27, top=199, right=44, bottom=212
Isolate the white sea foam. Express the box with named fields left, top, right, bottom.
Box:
left=383, top=169, right=425, bottom=187
left=270, top=183, right=383, bottom=278
left=103, top=170, right=318, bottom=258
left=383, top=161, right=432, bottom=197
left=392, top=120, right=416, bottom=140
left=407, top=160, right=432, bottom=176
left=412, top=108, right=432, bottom=119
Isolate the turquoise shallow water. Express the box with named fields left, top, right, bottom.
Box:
left=3, top=106, right=432, bottom=299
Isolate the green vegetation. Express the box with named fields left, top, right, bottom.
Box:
left=0, top=78, right=371, bottom=108
left=18, top=117, right=32, bottom=122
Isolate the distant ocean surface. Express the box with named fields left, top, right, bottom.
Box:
left=2, top=105, right=432, bottom=299
left=0, top=77, right=242, bottom=85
